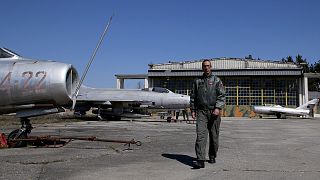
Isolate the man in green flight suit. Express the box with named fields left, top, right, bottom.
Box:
left=190, top=59, right=226, bottom=169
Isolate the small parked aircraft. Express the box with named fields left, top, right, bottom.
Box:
left=253, top=98, right=319, bottom=119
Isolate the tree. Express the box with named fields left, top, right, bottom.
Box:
left=245, top=54, right=253, bottom=59
left=281, top=56, right=294, bottom=63
left=312, top=60, right=320, bottom=73
left=309, top=63, right=315, bottom=73
left=287, top=56, right=293, bottom=62
left=295, top=54, right=304, bottom=64
left=295, top=54, right=310, bottom=72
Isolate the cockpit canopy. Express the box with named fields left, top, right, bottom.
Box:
left=142, top=87, right=173, bottom=93
left=0, top=48, right=20, bottom=59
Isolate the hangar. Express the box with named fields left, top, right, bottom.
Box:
left=116, top=58, right=311, bottom=117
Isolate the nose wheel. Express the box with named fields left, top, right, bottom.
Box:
left=7, top=129, right=28, bottom=148
left=7, top=118, right=32, bottom=148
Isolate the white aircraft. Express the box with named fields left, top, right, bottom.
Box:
left=253, top=98, right=319, bottom=119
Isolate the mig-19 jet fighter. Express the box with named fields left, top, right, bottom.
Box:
left=253, top=98, right=319, bottom=119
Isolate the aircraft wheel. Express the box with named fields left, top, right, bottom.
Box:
left=7, top=129, right=28, bottom=148
left=167, top=116, right=172, bottom=122
left=276, top=114, right=281, bottom=119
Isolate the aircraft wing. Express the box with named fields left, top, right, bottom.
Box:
left=74, top=87, right=153, bottom=119
left=76, top=86, right=150, bottom=105
left=76, top=94, right=148, bottom=105
left=74, top=86, right=152, bottom=117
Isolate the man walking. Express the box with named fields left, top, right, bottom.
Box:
left=190, top=59, right=226, bottom=169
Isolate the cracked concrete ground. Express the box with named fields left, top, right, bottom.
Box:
left=1, top=117, right=320, bottom=180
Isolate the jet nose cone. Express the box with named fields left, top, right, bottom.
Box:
left=252, top=106, right=263, bottom=113
left=183, top=95, right=190, bottom=107
left=252, top=106, right=256, bottom=112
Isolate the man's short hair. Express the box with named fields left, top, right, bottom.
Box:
left=202, top=59, right=211, bottom=66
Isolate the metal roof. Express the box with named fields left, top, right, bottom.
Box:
left=115, top=74, right=148, bottom=79
left=148, top=58, right=300, bottom=70
left=148, top=69, right=302, bottom=77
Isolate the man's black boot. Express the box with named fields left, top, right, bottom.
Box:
left=193, top=160, right=205, bottom=169
left=208, top=158, right=216, bottom=164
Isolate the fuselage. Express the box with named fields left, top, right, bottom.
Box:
left=253, top=106, right=309, bottom=116
left=77, top=86, right=190, bottom=110
left=0, top=48, right=79, bottom=114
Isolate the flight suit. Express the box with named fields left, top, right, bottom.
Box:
left=190, top=73, right=226, bottom=161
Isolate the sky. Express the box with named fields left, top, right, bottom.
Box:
left=1, top=0, right=320, bottom=88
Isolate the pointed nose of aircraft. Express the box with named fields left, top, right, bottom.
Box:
left=183, top=95, right=190, bottom=107
left=161, top=94, right=190, bottom=109
left=174, top=94, right=190, bottom=108
left=252, top=106, right=257, bottom=112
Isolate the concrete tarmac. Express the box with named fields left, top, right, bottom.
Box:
left=1, top=117, right=320, bottom=180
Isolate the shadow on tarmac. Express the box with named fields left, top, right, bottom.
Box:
left=162, top=153, right=196, bottom=168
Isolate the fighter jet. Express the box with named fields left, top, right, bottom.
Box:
left=74, top=86, right=190, bottom=120
left=0, top=47, right=79, bottom=145
left=1, top=16, right=113, bottom=144
left=252, top=98, right=319, bottom=119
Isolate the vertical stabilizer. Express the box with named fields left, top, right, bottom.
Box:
left=296, top=98, right=319, bottom=110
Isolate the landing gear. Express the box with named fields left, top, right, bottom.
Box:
left=20, top=118, right=33, bottom=134
left=7, top=129, right=27, bottom=148
left=276, top=113, right=281, bottom=119
left=97, top=105, right=103, bottom=121
left=7, top=118, right=33, bottom=148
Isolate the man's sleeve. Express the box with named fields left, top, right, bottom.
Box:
left=190, top=79, right=197, bottom=111
left=215, top=78, right=226, bottom=109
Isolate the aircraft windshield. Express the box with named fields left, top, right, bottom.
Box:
left=142, top=87, right=171, bottom=93
left=0, top=48, right=20, bottom=58
left=152, top=87, right=170, bottom=93
left=0, top=48, right=14, bottom=58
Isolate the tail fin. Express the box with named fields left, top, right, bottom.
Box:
left=296, top=98, right=319, bottom=110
